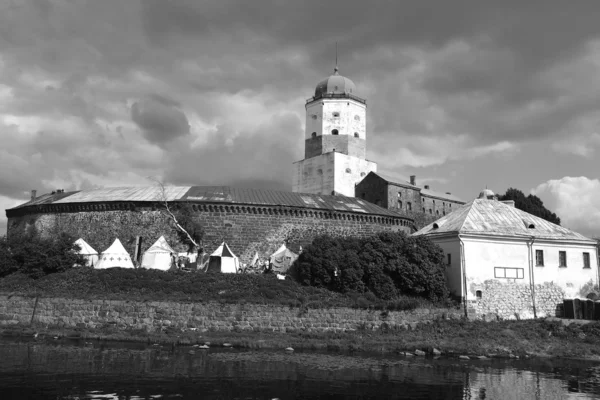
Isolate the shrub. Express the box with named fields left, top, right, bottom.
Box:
left=294, top=232, right=449, bottom=302
left=0, top=228, right=84, bottom=278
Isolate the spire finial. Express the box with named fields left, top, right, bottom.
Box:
left=334, top=42, right=339, bottom=74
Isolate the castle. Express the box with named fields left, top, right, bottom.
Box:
left=5, top=65, right=462, bottom=261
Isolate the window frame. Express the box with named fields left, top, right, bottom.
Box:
left=494, top=267, right=525, bottom=279
left=535, top=249, right=544, bottom=266
left=559, top=251, right=567, bottom=268
left=583, top=252, right=591, bottom=269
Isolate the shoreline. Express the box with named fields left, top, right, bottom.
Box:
left=3, top=319, right=600, bottom=362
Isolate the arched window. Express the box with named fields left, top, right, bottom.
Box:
left=331, top=129, right=339, bottom=135
left=436, top=210, right=440, bottom=216
left=423, top=207, right=425, bottom=212
left=354, top=132, right=359, bottom=138
left=332, top=112, right=340, bottom=118
left=429, top=209, right=432, bottom=214
left=311, top=132, right=317, bottom=138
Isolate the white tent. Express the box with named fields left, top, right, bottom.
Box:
left=269, top=244, right=299, bottom=274
left=207, top=242, right=240, bottom=273
left=141, top=236, right=175, bottom=271
left=73, top=238, right=98, bottom=267
left=95, top=238, right=135, bottom=269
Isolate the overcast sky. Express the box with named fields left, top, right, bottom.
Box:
left=1, top=0, right=599, bottom=238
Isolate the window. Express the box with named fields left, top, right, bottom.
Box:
left=476, top=290, right=482, bottom=300
left=345, top=168, right=351, bottom=173
left=535, top=250, right=544, bottom=266
left=584, top=252, right=591, bottom=269
left=311, top=114, right=318, bottom=120
left=422, top=207, right=425, bottom=212
left=398, top=200, right=402, bottom=209
left=443, top=211, right=446, bottom=216
left=495, top=267, right=525, bottom=279
left=429, top=209, right=432, bottom=214
left=361, top=193, right=366, bottom=199
left=447, top=254, right=451, bottom=265
left=436, top=210, right=439, bottom=216
left=332, top=112, right=340, bottom=118
left=407, top=202, right=412, bottom=211
left=397, top=192, right=402, bottom=198
left=354, top=115, right=360, bottom=121
left=559, top=251, right=567, bottom=267
left=354, top=132, right=359, bottom=138
left=360, top=172, right=366, bottom=177
left=331, top=129, right=339, bottom=135
left=311, top=132, right=317, bottom=138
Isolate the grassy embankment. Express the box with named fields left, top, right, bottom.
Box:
left=2, top=268, right=600, bottom=360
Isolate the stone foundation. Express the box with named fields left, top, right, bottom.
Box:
left=0, top=295, right=461, bottom=333
left=467, top=280, right=565, bottom=320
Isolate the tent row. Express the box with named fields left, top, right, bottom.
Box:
left=73, top=237, right=297, bottom=273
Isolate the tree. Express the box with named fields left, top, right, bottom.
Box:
left=499, top=188, right=561, bottom=225
left=0, top=228, right=84, bottom=278
left=151, top=178, right=204, bottom=253
left=294, top=232, right=449, bottom=301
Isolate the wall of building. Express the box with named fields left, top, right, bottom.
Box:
left=332, top=152, right=377, bottom=197
left=0, top=296, right=462, bottom=333
left=7, top=203, right=409, bottom=265
left=386, top=185, right=421, bottom=214
left=420, top=195, right=459, bottom=218
left=305, top=99, right=366, bottom=141
left=293, top=153, right=335, bottom=195
left=303, top=135, right=367, bottom=159
left=432, top=237, right=462, bottom=298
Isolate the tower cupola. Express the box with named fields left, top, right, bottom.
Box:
left=314, top=67, right=357, bottom=98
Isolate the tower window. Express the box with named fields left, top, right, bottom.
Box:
left=429, top=209, right=432, bottom=214
left=354, top=115, right=360, bottom=121
left=407, top=202, right=412, bottom=211
left=398, top=200, right=402, bottom=209
left=360, top=172, right=366, bottom=177
left=331, top=129, right=339, bottom=135
left=354, top=132, right=359, bottom=138
left=332, top=112, right=340, bottom=118
left=311, top=132, right=317, bottom=138
left=436, top=210, right=439, bottom=216
left=311, top=114, right=318, bottom=120
left=345, top=168, right=351, bottom=173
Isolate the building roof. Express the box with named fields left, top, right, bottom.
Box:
left=370, top=172, right=464, bottom=203
left=413, top=198, right=593, bottom=242
left=8, top=186, right=404, bottom=218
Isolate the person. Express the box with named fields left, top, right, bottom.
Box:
left=170, top=253, right=177, bottom=270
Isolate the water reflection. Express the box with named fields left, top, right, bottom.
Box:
left=0, top=338, right=598, bottom=399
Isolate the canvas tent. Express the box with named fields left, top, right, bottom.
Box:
left=95, top=238, right=135, bottom=269
left=207, top=242, right=240, bottom=273
left=269, top=244, right=298, bottom=274
left=141, top=236, right=175, bottom=271
left=74, top=238, right=98, bottom=267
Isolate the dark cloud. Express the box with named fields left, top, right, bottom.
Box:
left=131, top=98, right=191, bottom=145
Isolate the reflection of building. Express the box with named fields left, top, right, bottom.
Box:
left=293, top=66, right=377, bottom=197
left=413, top=189, right=599, bottom=319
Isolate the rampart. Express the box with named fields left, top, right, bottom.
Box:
left=0, top=296, right=462, bottom=332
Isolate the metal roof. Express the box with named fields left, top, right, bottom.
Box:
left=9, top=186, right=403, bottom=218
left=413, top=199, right=593, bottom=242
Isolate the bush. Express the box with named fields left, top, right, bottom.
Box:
left=294, top=232, right=449, bottom=302
left=0, top=228, right=84, bottom=279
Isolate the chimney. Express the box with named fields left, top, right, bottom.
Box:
left=424, top=185, right=430, bottom=190
left=31, top=190, right=37, bottom=201
left=410, top=175, right=416, bottom=185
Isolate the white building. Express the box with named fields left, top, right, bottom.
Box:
left=413, top=189, right=599, bottom=318
left=292, top=66, right=377, bottom=197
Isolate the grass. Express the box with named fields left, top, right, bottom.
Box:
left=0, top=267, right=449, bottom=311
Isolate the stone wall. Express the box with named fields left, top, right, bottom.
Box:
left=0, top=296, right=462, bottom=332
left=7, top=204, right=410, bottom=264
left=467, top=280, right=565, bottom=320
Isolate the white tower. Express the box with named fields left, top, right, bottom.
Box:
left=292, top=66, right=377, bottom=196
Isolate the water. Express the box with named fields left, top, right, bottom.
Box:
left=0, top=338, right=599, bottom=399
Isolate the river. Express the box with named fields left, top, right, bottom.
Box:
left=0, top=338, right=599, bottom=399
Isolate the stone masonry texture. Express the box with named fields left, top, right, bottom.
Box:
left=0, top=296, right=462, bottom=333
left=7, top=205, right=410, bottom=265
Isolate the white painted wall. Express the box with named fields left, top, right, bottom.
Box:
left=305, top=99, right=366, bottom=140
left=423, top=234, right=599, bottom=301
left=293, top=152, right=377, bottom=196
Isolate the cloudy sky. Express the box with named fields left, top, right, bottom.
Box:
left=1, top=0, right=599, bottom=238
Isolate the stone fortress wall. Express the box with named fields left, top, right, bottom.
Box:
left=6, top=200, right=411, bottom=264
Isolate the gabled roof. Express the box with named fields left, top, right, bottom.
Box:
left=210, top=242, right=238, bottom=258
left=413, top=199, right=593, bottom=242
left=101, top=238, right=131, bottom=255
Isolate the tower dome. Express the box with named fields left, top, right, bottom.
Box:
left=314, top=66, right=357, bottom=98
left=478, top=188, right=496, bottom=200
